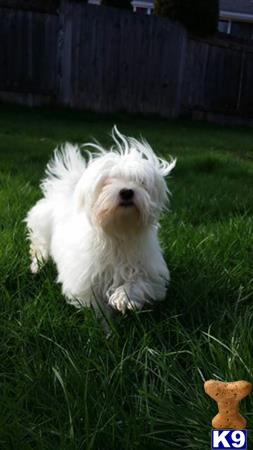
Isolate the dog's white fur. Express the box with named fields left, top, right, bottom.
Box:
left=25, top=127, right=176, bottom=314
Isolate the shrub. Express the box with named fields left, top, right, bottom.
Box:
left=154, top=0, right=219, bottom=37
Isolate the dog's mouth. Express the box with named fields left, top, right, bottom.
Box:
left=119, top=200, right=134, bottom=208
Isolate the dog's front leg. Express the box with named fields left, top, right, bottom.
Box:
left=108, top=278, right=152, bottom=314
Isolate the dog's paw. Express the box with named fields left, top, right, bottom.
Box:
left=29, top=244, right=47, bottom=274
left=108, top=288, right=141, bottom=314
left=108, top=289, right=128, bottom=313
left=30, top=258, right=39, bottom=274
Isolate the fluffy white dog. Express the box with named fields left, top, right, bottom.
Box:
left=25, top=127, right=176, bottom=314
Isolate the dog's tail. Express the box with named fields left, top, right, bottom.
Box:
left=41, top=143, right=86, bottom=197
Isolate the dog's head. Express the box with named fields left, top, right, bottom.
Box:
left=75, top=127, right=176, bottom=237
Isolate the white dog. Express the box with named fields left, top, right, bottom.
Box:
left=25, top=127, right=176, bottom=314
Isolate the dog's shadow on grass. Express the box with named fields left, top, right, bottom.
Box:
left=9, top=254, right=249, bottom=347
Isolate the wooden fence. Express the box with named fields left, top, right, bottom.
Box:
left=182, top=35, right=253, bottom=117
left=0, top=0, right=253, bottom=119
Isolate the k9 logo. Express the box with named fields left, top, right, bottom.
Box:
left=211, top=430, right=247, bottom=449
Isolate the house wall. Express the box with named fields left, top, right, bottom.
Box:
left=0, top=0, right=253, bottom=120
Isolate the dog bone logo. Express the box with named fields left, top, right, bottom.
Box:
left=204, top=380, right=252, bottom=429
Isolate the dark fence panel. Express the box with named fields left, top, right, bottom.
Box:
left=204, top=45, right=241, bottom=112
left=0, top=0, right=253, bottom=119
left=0, top=6, right=58, bottom=97
left=58, top=2, right=186, bottom=117
left=239, top=51, right=253, bottom=114
left=181, top=37, right=253, bottom=116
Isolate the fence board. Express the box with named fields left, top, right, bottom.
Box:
left=0, top=1, right=253, bottom=119
left=239, top=52, right=253, bottom=114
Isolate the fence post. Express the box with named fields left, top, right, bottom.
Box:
left=236, top=49, right=246, bottom=113
left=57, top=0, right=73, bottom=106
left=175, top=30, right=187, bottom=117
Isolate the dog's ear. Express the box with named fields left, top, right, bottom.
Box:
left=158, top=157, right=177, bottom=177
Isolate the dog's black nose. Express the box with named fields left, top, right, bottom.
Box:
left=119, top=189, right=134, bottom=201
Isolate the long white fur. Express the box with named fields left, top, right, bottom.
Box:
left=25, top=127, right=176, bottom=314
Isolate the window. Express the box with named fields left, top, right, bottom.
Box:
left=230, top=21, right=253, bottom=39
left=218, top=20, right=229, bottom=33
left=135, top=6, right=147, bottom=13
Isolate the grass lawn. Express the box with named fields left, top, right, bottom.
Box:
left=0, top=104, right=253, bottom=450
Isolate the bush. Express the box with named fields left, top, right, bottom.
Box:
left=101, top=0, right=131, bottom=9
left=154, top=0, right=219, bottom=37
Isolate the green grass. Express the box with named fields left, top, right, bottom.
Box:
left=0, top=104, right=253, bottom=450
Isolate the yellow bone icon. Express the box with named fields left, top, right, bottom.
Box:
left=204, top=380, right=252, bottom=429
